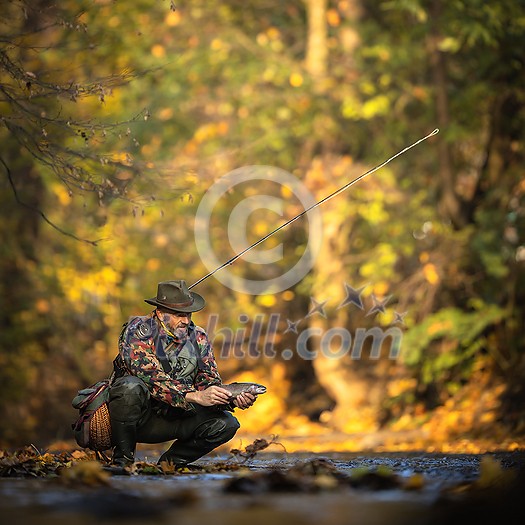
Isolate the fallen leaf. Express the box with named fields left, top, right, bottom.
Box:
left=59, top=460, right=111, bottom=486
left=475, top=456, right=516, bottom=489
left=404, top=473, right=425, bottom=490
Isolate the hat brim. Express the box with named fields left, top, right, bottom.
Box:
left=144, top=291, right=205, bottom=313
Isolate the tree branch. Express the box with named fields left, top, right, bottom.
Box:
left=0, top=156, right=104, bottom=246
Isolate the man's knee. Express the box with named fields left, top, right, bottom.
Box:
left=195, top=412, right=239, bottom=443
left=109, top=376, right=149, bottom=422
left=222, top=413, right=240, bottom=442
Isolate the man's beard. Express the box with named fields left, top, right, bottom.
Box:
left=157, top=311, right=190, bottom=340
left=172, top=324, right=189, bottom=340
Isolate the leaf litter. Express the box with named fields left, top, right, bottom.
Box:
left=1, top=440, right=524, bottom=509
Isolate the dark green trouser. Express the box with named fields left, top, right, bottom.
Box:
left=108, top=375, right=240, bottom=466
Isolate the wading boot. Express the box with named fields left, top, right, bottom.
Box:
left=157, top=437, right=204, bottom=468
left=108, top=421, right=137, bottom=472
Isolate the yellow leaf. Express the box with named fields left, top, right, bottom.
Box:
left=404, top=473, right=425, bottom=490
left=423, top=263, right=439, bottom=284
left=373, top=281, right=389, bottom=296
left=289, top=73, right=304, bottom=87
left=159, top=107, right=174, bottom=120
left=146, top=258, right=160, bottom=271
left=282, top=290, right=295, bottom=301
left=151, top=45, right=166, bottom=58
left=280, top=185, right=293, bottom=199
left=266, top=27, right=280, bottom=40
left=166, top=11, right=181, bottom=26
left=60, top=461, right=110, bottom=487
left=257, top=295, right=276, bottom=307
left=327, top=9, right=341, bottom=27
left=36, top=299, right=50, bottom=314
left=476, top=455, right=515, bottom=489
left=428, top=320, right=451, bottom=335
left=210, top=38, right=223, bottom=50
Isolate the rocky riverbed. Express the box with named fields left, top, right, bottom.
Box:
left=1, top=450, right=525, bottom=525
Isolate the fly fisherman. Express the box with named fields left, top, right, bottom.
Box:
left=108, top=280, right=257, bottom=468
left=104, top=131, right=439, bottom=470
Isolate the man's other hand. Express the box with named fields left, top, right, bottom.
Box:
left=233, top=392, right=257, bottom=410
left=185, top=386, right=232, bottom=406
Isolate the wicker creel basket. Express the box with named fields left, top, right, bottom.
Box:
left=89, top=403, right=112, bottom=451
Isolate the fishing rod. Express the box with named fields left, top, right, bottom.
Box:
left=189, top=128, right=439, bottom=290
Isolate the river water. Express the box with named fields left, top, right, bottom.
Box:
left=1, top=451, right=524, bottom=525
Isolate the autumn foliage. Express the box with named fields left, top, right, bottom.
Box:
left=0, top=0, right=524, bottom=452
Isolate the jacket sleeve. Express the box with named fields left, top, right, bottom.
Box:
left=193, top=328, right=236, bottom=412
left=119, top=319, right=195, bottom=410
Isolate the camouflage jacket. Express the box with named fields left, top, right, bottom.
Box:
left=117, top=312, right=227, bottom=412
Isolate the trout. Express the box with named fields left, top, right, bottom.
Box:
left=221, top=382, right=267, bottom=398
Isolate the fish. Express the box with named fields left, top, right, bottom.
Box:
left=221, top=382, right=267, bottom=397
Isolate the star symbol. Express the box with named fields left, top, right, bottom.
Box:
left=305, top=298, right=328, bottom=319
left=366, top=294, right=392, bottom=316
left=392, top=311, right=407, bottom=326
left=284, top=319, right=300, bottom=334
left=337, top=282, right=368, bottom=310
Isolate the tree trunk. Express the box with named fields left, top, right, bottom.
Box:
left=304, top=0, right=328, bottom=79
left=428, top=0, right=466, bottom=228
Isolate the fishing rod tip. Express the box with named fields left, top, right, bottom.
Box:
left=431, top=128, right=439, bottom=135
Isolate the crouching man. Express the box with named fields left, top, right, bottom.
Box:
left=108, top=280, right=256, bottom=468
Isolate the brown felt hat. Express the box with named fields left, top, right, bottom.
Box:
left=145, top=280, right=205, bottom=313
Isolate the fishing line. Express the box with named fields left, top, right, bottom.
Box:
left=189, top=128, right=439, bottom=290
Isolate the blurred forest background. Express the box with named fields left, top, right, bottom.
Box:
left=1, top=0, right=524, bottom=453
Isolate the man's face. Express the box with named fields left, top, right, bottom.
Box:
left=157, top=309, right=192, bottom=339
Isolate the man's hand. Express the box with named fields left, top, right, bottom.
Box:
left=233, top=392, right=257, bottom=410
left=185, top=386, right=232, bottom=406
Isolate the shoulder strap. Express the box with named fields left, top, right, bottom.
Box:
left=189, top=324, right=206, bottom=369
left=154, top=329, right=173, bottom=374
